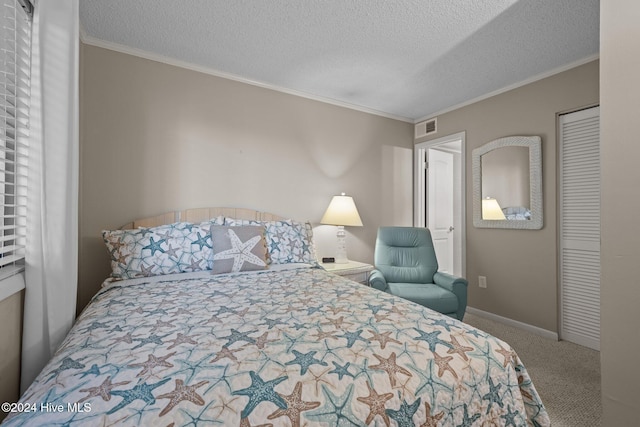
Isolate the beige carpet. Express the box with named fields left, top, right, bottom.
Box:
left=463, top=312, right=601, bottom=427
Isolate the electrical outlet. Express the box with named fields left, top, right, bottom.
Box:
left=478, top=276, right=487, bottom=288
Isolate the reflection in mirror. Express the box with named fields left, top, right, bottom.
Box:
left=481, top=197, right=506, bottom=220
left=472, top=136, right=543, bottom=230
left=481, top=146, right=530, bottom=220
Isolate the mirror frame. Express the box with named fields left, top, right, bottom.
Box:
left=472, top=135, right=543, bottom=230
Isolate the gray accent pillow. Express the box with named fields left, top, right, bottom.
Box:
left=210, top=225, right=268, bottom=274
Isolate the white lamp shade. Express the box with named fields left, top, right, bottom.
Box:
left=320, top=194, right=363, bottom=227
left=482, top=197, right=506, bottom=220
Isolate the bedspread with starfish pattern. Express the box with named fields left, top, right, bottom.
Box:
left=3, top=266, right=549, bottom=426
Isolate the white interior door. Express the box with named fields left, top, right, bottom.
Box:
left=559, top=106, right=600, bottom=350
left=428, top=149, right=454, bottom=274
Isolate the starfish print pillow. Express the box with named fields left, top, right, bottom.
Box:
left=210, top=226, right=269, bottom=274
left=102, top=217, right=224, bottom=279
left=225, top=218, right=316, bottom=264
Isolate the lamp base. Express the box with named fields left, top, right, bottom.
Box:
left=335, top=226, right=349, bottom=264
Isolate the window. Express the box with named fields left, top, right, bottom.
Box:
left=0, top=0, right=31, bottom=275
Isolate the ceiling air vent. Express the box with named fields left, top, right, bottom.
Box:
left=415, top=118, right=437, bottom=139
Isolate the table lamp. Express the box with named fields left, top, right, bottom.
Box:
left=320, top=192, right=363, bottom=263
left=482, top=197, right=506, bottom=220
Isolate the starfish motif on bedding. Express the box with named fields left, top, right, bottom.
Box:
left=299, top=367, right=330, bottom=395
left=458, top=403, right=481, bottom=427
left=387, top=305, right=405, bottom=316
left=128, top=352, right=176, bottom=378
left=500, top=404, right=522, bottom=427
left=191, top=232, right=211, bottom=250
left=111, top=332, right=133, bottom=345
left=356, top=381, right=394, bottom=427
left=430, top=317, right=456, bottom=332
left=326, top=306, right=348, bottom=316
left=209, top=346, right=240, bottom=363
left=386, top=396, right=421, bottom=427
left=419, top=401, right=445, bottom=427
left=339, top=329, right=369, bottom=348
left=329, top=361, right=355, bottom=380
left=140, top=263, right=155, bottom=277
left=78, top=376, right=131, bottom=402
left=482, top=377, right=504, bottom=412
left=149, top=319, right=176, bottom=332
left=106, top=238, right=125, bottom=252
left=79, top=364, right=101, bottom=378
left=432, top=351, right=458, bottom=379
left=322, top=316, right=352, bottom=330
left=164, top=244, right=180, bottom=259
left=311, top=329, right=338, bottom=342
left=156, top=379, right=209, bottom=417
left=412, top=328, right=452, bottom=353
left=114, top=251, right=129, bottom=265
left=517, top=375, right=534, bottom=400
left=367, top=329, right=402, bottom=350
left=213, top=229, right=266, bottom=272
left=142, top=237, right=166, bottom=256
left=496, top=343, right=516, bottom=367
left=446, top=335, right=474, bottom=361
left=370, top=352, right=412, bottom=388
left=187, top=258, right=203, bottom=271
left=250, top=331, right=279, bottom=350
left=166, top=333, right=197, bottom=350
left=108, top=378, right=170, bottom=414
left=137, top=228, right=153, bottom=237
left=374, top=313, right=391, bottom=323
left=232, top=371, right=288, bottom=418
left=366, top=303, right=384, bottom=315
left=285, top=350, right=328, bottom=375
left=305, top=384, right=359, bottom=426
left=46, top=357, right=86, bottom=381
left=131, top=333, right=169, bottom=350
left=222, top=329, right=257, bottom=347
left=267, top=381, right=320, bottom=427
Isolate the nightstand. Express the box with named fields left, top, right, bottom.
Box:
left=320, top=260, right=374, bottom=285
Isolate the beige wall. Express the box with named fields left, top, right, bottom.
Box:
left=0, top=291, right=23, bottom=421
left=600, top=0, right=640, bottom=423
left=79, top=44, right=414, bottom=311
left=417, top=60, right=599, bottom=332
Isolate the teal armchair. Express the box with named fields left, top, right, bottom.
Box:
left=369, top=227, right=468, bottom=320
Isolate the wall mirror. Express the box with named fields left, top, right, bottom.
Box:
left=472, top=136, right=543, bottom=229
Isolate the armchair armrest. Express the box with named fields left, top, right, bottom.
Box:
left=368, top=269, right=388, bottom=292
left=433, top=271, right=468, bottom=320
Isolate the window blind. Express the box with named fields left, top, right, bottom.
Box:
left=0, top=0, right=31, bottom=270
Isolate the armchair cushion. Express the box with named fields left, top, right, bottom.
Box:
left=370, top=226, right=468, bottom=320
left=387, top=282, right=459, bottom=315
left=374, top=227, right=439, bottom=283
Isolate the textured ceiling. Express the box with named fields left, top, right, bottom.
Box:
left=79, top=0, right=599, bottom=122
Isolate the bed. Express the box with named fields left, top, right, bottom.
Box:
left=3, top=208, right=550, bottom=426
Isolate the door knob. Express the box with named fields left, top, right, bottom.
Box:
left=448, top=226, right=455, bottom=232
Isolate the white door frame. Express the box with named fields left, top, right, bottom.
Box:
left=415, top=132, right=466, bottom=277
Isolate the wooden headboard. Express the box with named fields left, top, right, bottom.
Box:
left=120, top=207, right=287, bottom=229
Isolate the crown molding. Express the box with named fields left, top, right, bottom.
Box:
left=414, top=54, right=600, bottom=123
left=79, top=34, right=414, bottom=123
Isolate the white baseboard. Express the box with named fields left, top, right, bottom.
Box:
left=466, top=306, right=559, bottom=341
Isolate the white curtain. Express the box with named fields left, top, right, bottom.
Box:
left=21, top=0, right=79, bottom=392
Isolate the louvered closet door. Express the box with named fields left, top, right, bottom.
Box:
left=559, top=106, right=600, bottom=350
